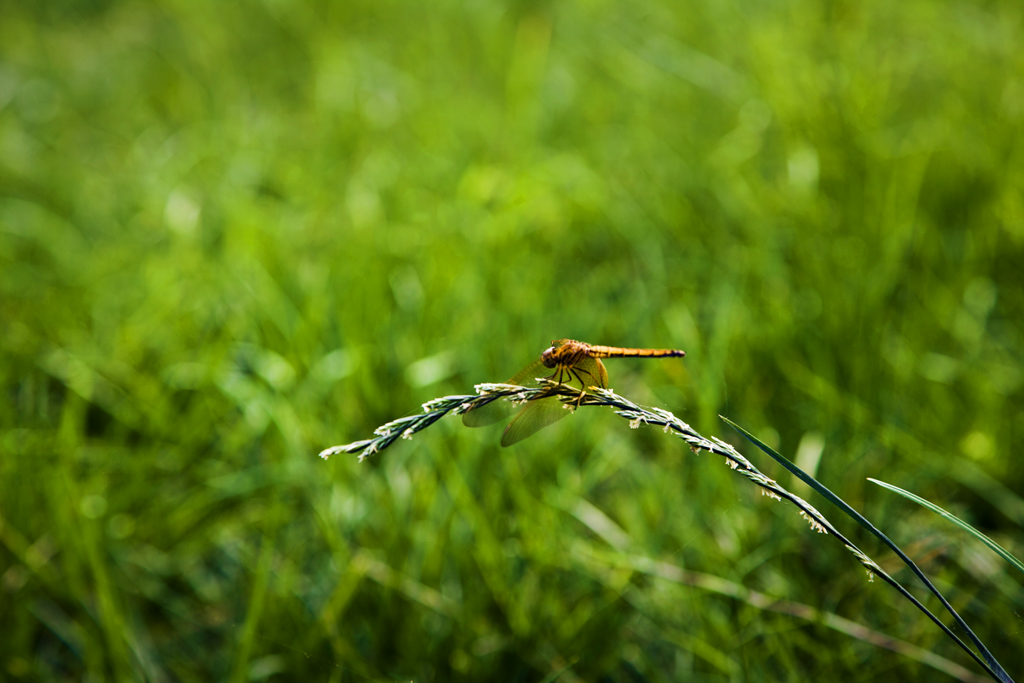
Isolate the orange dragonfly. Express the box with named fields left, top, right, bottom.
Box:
left=463, top=339, right=685, bottom=447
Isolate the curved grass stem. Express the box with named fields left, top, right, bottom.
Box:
left=319, top=381, right=1011, bottom=683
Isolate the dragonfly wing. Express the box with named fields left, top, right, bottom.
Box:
left=461, top=398, right=513, bottom=427
left=573, top=356, right=609, bottom=389
left=505, top=357, right=550, bottom=388
left=500, top=396, right=571, bottom=447
left=462, top=357, right=548, bottom=428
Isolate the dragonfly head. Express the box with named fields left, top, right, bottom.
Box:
left=541, top=346, right=558, bottom=368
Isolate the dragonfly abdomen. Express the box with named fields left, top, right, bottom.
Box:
left=589, top=345, right=685, bottom=359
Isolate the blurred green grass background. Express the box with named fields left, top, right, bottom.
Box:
left=2, top=0, right=1022, bottom=680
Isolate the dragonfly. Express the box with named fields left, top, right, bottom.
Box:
left=463, top=339, right=685, bottom=447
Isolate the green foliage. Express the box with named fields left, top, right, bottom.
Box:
left=869, top=478, right=1024, bottom=578
left=1, top=0, right=1022, bottom=680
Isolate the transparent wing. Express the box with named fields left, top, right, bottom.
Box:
left=500, top=396, right=571, bottom=447
left=494, top=355, right=607, bottom=445
left=572, top=356, right=609, bottom=389
left=461, top=396, right=514, bottom=428
left=505, top=357, right=550, bottom=388
left=462, top=357, right=549, bottom=428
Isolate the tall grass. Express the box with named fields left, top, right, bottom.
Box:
left=324, top=381, right=1011, bottom=681
left=2, top=0, right=1022, bottom=680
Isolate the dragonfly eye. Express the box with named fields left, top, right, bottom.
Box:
left=541, top=347, right=557, bottom=368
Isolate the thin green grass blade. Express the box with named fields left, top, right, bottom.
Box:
left=868, top=478, right=1024, bottom=576
left=721, top=416, right=1012, bottom=683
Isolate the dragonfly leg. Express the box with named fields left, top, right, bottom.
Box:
left=574, top=366, right=595, bottom=382
left=543, top=366, right=565, bottom=385
left=568, top=367, right=589, bottom=407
